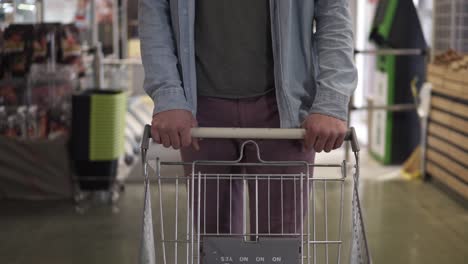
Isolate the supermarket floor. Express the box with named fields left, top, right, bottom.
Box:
left=1, top=145, right=467, bottom=264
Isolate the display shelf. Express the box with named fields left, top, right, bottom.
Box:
left=426, top=62, right=468, bottom=201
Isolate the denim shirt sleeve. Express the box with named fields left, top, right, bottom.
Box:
left=139, top=0, right=192, bottom=115
left=310, top=0, right=358, bottom=121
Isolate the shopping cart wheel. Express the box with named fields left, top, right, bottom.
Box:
left=125, top=153, right=134, bottom=165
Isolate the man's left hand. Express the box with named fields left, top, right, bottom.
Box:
left=302, top=114, right=347, bottom=153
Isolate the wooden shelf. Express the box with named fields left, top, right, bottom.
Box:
left=427, top=63, right=468, bottom=201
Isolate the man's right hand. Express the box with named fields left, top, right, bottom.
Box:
left=151, top=109, right=199, bottom=150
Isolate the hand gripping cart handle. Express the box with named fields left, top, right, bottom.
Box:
left=141, top=127, right=360, bottom=152
left=139, top=126, right=371, bottom=264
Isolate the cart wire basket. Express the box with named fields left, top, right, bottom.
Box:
left=139, top=125, right=371, bottom=264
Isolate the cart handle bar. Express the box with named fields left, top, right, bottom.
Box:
left=141, top=125, right=360, bottom=152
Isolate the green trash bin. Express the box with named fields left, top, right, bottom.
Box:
left=71, top=90, right=126, bottom=191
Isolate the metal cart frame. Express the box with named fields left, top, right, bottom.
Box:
left=139, top=125, right=371, bottom=264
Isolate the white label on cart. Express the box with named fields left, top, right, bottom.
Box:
left=221, top=256, right=233, bottom=262
left=204, top=237, right=300, bottom=264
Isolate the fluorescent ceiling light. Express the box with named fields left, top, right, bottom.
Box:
left=2, top=3, right=13, bottom=13
left=17, top=3, right=36, bottom=11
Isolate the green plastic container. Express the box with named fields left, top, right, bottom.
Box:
left=71, top=90, right=127, bottom=190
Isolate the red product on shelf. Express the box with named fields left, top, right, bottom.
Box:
left=32, top=23, right=60, bottom=64
left=0, top=83, right=18, bottom=105
left=0, top=107, right=6, bottom=136
left=0, top=79, right=26, bottom=106
left=58, top=24, right=85, bottom=75
left=0, top=29, right=4, bottom=80
left=3, top=25, right=34, bottom=77
left=37, top=109, right=48, bottom=139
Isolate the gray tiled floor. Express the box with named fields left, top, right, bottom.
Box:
left=0, top=147, right=467, bottom=264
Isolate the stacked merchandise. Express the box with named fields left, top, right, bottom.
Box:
left=0, top=23, right=83, bottom=140
left=0, top=23, right=84, bottom=200
left=426, top=50, right=468, bottom=201
left=0, top=105, right=42, bottom=139
left=0, top=24, right=38, bottom=139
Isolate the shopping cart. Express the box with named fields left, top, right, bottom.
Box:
left=139, top=125, right=371, bottom=264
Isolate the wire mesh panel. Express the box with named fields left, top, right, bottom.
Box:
left=433, top=0, right=468, bottom=53
left=141, top=140, right=370, bottom=264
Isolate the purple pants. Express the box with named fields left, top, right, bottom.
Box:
left=181, top=93, right=315, bottom=235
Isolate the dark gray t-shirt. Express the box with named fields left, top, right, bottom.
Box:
left=195, top=0, right=275, bottom=99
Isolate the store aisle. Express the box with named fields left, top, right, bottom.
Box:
left=0, top=148, right=467, bottom=264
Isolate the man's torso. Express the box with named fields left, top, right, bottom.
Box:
left=195, top=0, right=275, bottom=99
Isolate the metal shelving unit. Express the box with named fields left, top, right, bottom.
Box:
left=433, top=0, right=468, bottom=54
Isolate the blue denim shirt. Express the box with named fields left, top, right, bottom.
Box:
left=139, top=0, right=357, bottom=128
